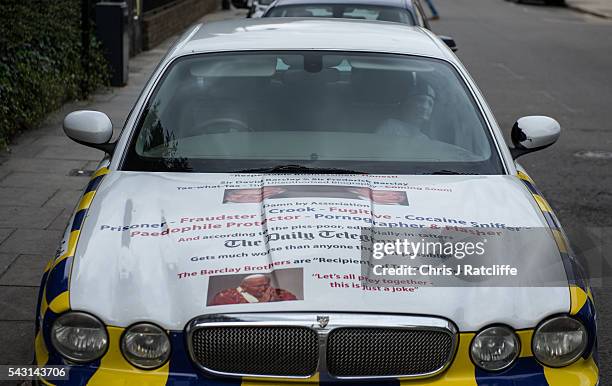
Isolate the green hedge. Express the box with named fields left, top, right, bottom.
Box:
left=0, top=0, right=109, bottom=148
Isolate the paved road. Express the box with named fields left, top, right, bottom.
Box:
left=432, top=0, right=612, bottom=382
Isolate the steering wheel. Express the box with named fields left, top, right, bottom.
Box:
left=194, top=118, right=252, bottom=134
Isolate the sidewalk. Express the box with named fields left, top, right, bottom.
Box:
left=0, top=7, right=246, bottom=370
left=565, top=0, right=612, bottom=19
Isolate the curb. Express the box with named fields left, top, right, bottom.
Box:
left=565, top=2, right=612, bottom=19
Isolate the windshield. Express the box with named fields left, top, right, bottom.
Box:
left=123, top=51, right=504, bottom=174
left=265, top=4, right=415, bottom=24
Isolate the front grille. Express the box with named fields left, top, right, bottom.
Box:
left=326, top=327, right=454, bottom=377
left=188, top=313, right=457, bottom=379
left=191, top=326, right=319, bottom=377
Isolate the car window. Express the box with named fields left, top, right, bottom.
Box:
left=272, top=5, right=334, bottom=17
left=266, top=4, right=415, bottom=24
left=124, top=51, right=504, bottom=175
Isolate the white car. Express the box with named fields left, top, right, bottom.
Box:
left=34, top=19, right=597, bottom=385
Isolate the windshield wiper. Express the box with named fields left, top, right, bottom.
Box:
left=426, top=170, right=477, bottom=175
left=235, top=164, right=366, bottom=174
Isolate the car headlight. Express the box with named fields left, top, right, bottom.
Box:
left=470, top=326, right=520, bottom=371
left=51, top=312, right=108, bottom=363
left=532, top=316, right=587, bottom=367
left=121, top=323, right=171, bottom=369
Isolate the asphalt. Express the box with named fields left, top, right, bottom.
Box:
left=0, top=0, right=611, bottom=384
left=432, top=0, right=612, bottom=382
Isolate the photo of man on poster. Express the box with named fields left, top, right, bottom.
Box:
left=224, top=185, right=409, bottom=205
left=347, top=187, right=409, bottom=205
left=223, top=186, right=288, bottom=203
left=208, top=272, right=301, bottom=305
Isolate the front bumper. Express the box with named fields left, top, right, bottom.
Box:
left=35, top=328, right=599, bottom=386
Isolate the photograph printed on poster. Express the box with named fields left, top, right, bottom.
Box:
left=206, top=268, right=304, bottom=306
left=222, top=185, right=409, bottom=205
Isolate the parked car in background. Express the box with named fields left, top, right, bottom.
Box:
left=262, top=0, right=431, bottom=28
left=261, top=0, right=458, bottom=49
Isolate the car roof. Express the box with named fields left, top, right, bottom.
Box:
left=174, top=18, right=451, bottom=60
left=269, top=0, right=411, bottom=9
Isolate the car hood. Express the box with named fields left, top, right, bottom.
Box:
left=70, top=172, right=570, bottom=331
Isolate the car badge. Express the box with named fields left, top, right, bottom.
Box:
left=317, top=316, right=329, bottom=328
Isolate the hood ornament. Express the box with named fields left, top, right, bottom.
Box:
left=317, top=315, right=329, bottom=328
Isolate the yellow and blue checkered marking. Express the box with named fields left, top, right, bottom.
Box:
left=516, top=171, right=593, bottom=304
left=35, top=167, right=110, bottom=385
left=517, top=171, right=598, bottom=368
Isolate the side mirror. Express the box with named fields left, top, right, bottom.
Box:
left=63, top=110, right=116, bottom=154
left=510, top=116, right=560, bottom=159
left=439, top=35, right=457, bottom=52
